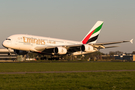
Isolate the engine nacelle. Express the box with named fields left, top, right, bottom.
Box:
left=14, top=50, right=28, bottom=55
left=81, top=44, right=94, bottom=52
left=54, top=47, right=67, bottom=55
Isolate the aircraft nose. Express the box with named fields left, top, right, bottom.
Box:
left=2, top=40, right=7, bottom=48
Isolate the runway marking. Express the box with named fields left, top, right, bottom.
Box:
left=0, top=70, right=135, bottom=74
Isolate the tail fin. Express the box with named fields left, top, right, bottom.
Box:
left=82, top=21, right=103, bottom=44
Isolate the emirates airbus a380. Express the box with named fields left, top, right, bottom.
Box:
left=2, top=21, right=133, bottom=56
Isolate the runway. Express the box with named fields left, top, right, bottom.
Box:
left=0, top=70, right=135, bottom=74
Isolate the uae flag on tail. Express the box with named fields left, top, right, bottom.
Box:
left=82, top=21, right=103, bottom=44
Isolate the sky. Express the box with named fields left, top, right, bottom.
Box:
left=0, top=0, right=135, bottom=53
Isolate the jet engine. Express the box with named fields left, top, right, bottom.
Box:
left=81, top=44, right=94, bottom=52
left=54, top=47, right=67, bottom=55
left=14, top=50, right=28, bottom=55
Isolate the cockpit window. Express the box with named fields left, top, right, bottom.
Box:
left=6, top=38, right=11, bottom=40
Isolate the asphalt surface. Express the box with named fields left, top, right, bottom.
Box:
left=0, top=70, right=135, bottom=74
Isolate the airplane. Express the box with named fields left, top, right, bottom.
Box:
left=2, top=21, right=133, bottom=58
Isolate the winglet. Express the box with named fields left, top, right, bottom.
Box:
left=130, top=39, right=133, bottom=44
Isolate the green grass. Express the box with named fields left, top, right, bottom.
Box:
left=0, top=72, right=135, bottom=90
left=0, top=62, right=135, bottom=90
left=0, top=62, right=135, bottom=72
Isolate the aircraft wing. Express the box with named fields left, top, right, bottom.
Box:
left=94, top=39, right=133, bottom=45
left=92, top=39, right=133, bottom=49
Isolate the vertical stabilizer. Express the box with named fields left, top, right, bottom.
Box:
left=82, top=21, right=103, bottom=44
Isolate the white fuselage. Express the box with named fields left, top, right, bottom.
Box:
left=2, top=34, right=96, bottom=55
